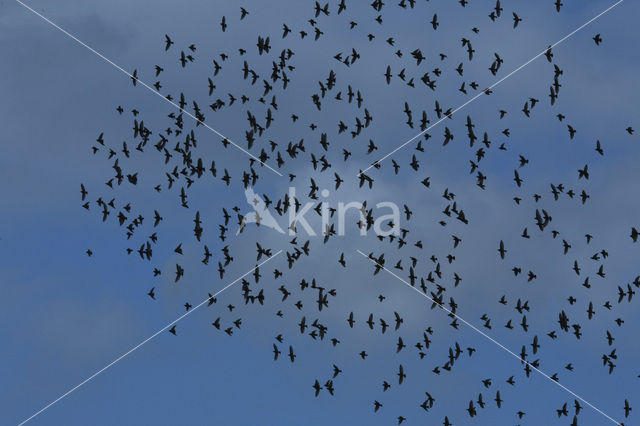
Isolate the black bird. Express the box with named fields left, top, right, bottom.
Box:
left=498, top=240, right=507, bottom=259
left=593, top=33, right=603, bottom=45
left=164, top=34, right=174, bottom=50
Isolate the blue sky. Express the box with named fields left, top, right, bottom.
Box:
left=1, top=0, right=639, bottom=425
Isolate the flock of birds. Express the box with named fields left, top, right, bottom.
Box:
left=76, top=1, right=638, bottom=424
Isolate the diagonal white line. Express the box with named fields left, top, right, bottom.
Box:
left=15, top=0, right=283, bottom=177
left=18, top=250, right=283, bottom=425
left=359, top=0, right=624, bottom=176
left=356, top=249, right=621, bottom=425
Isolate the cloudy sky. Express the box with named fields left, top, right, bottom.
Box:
left=1, top=0, right=639, bottom=425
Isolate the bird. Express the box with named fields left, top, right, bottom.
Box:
left=624, top=399, right=632, bottom=418
left=593, top=33, right=603, bottom=45
left=312, top=380, right=322, bottom=397
left=273, top=344, right=281, bottom=360
left=498, top=240, right=507, bottom=259
left=512, top=12, right=522, bottom=28
left=164, top=34, right=174, bottom=50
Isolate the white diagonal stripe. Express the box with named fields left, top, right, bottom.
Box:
left=356, top=249, right=621, bottom=425
left=15, top=0, right=283, bottom=177
left=18, top=250, right=283, bottom=425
